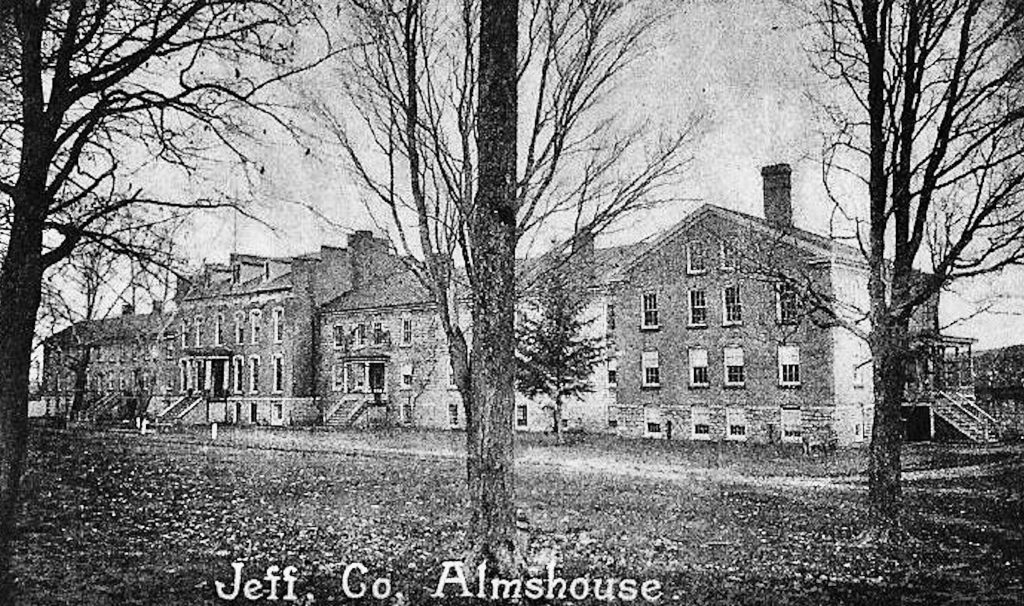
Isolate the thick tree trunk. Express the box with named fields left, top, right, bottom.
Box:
left=0, top=208, right=47, bottom=603
left=867, top=322, right=908, bottom=529
left=465, top=0, right=520, bottom=576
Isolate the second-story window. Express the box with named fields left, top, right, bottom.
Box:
left=641, top=293, right=659, bottom=329
left=232, top=357, right=243, bottom=392
left=723, top=285, right=743, bottom=325
left=333, top=325, right=345, bottom=349
left=180, top=322, right=188, bottom=348
left=778, top=345, right=801, bottom=386
left=194, top=317, right=203, bottom=347
left=356, top=324, right=367, bottom=347
left=373, top=321, right=384, bottom=345
left=250, top=310, right=262, bottom=344
left=273, top=355, right=284, bottom=392
left=641, top=350, right=660, bottom=387
left=215, top=314, right=224, bottom=346
left=273, top=308, right=284, bottom=343
left=249, top=356, right=260, bottom=393
left=720, top=241, right=735, bottom=270
left=607, top=302, right=617, bottom=331
left=724, top=347, right=745, bottom=386
left=607, top=359, right=618, bottom=386
left=234, top=312, right=245, bottom=344
left=689, top=290, right=707, bottom=326
left=689, top=348, right=709, bottom=387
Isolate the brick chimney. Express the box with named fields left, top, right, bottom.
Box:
left=761, top=163, right=792, bottom=228
left=121, top=303, right=135, bottom=316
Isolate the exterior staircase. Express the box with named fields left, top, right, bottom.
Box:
left=933, top=390, right=1000, bottom=443
left=323, top=394, right=386, bottom=427
left=157, top=394, right=205, bottom=422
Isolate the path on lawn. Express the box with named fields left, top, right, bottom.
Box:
left=123, top=428, right=865, bottom=491
left=88, top=427, right=1010, bottom=494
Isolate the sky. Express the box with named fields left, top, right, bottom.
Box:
left=171, top=0, right=1024, bottom=351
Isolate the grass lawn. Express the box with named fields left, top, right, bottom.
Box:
left=11, top=426, right=1024, bottom=605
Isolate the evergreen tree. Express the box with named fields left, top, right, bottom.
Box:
left=516, top=268, right=603, bottom=443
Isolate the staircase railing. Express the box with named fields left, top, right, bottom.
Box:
left=935, top=390, right=999, bottom=442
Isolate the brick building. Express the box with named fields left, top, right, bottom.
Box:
left=42, top=164, right=989, bottom=444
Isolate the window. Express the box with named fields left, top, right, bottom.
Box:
left=401, top=363, right=414, bottom=388
left=250, top=310, right=262, bottom=344
left=724, top=347, right=745, bottom=386
left=607, top=359, right=618, bottom=386
left=181, top=322, right=188, bottom=348
left=720, top=241, right=735, bottom=270
left=727, top=408, right=747, bottom=440
left=448, top=401, right=460, bottom=427
left=232, top=357, right=243, bottom=393
left=689, top=289, right=707, bottom=326
left=402, top=396, right=414, bottom=424
left=777, top=283, right=799, bottom=324
left=689, top=348, right=709, bottom=387
left=231, top=264, right=241, bottom=284
left=249, top=356, right=260, bottom=393
left=179, top=360, right=188, bottom=393
left=333, top=325, right=346, bottom=349
left=686, top=242, right=706, bottom=274
left=644, top=408, right=663, bottom=437
left=373, top=321, right=384, bottom=345
left=607, top=302, right=616, bottom=331
left=641, top=351, right=660, bottom=387
left=641, top=293, right=659, bottom=329
left=691, top=406, right=711, bottom=440
left=516, top=405, right=528, bottom=427
left=263, top=261, right=271, bottom=281
left=781, top=408, right=802, bottom=441
left=194, top=318, right=203, bottom=347
left=273, top=355, right=284, bottom=393
left=401, top=318, right=413, bottom=345
left=273, top=402, right=283, bottom=423
left=356, top=324, right=367, bottom=347
left=723, top=286, right=742, bottom=325
left=778, top=345, right=801, bottom=386
left=853, top=362, right=868, bottom=389
left=332, top=364, right=344, bottom=392
left=235, top=312, right=245, bottom=344
left=273, top=308, right=284, bottom=343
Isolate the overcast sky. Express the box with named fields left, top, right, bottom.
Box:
left=172, top=0, right=1024, bottom=350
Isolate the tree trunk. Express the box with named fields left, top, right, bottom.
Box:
left=0, top=207, right=47, bottom=603
left=465, top=0, right=520, bottom=576
left=70, top=348, right=91, bottom=417
left=867, top=321, right=908, bottom=529
left=552, top=394, right=563, bottom=445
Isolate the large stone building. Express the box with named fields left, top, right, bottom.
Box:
left=42, top=163, right=992, bottom=444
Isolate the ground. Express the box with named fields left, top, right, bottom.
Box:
left=11, top=426, right=1024, bottom=605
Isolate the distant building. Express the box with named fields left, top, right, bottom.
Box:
left=41, top=164, right=996, bottom=444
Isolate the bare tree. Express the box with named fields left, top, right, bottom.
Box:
left=0, top=0, right=333, bottom=598
left=810, top=0, right=1024, bottom=533
left=312, top=0, right=700, bottom=573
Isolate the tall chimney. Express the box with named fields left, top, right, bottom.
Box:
left=761, top=163, right=792, bottom=228
left=121, top=303, right=135, bottom=316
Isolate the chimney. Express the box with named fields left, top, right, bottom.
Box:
left=151, top=301, right=164, bottom=315
left=121, top=303, right=135, bottom=316
left=761, top=163, right=792, bottom=228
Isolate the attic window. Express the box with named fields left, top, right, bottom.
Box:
left=263, top=262, right=270, bottom=281
left=231, top=264, right=241, bottom=284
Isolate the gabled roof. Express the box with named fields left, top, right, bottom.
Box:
left=46, top=312, right=170, bottom=348
left=608, top=203, right=866, bottom=281
left=321, top=270, right=431, bottom=312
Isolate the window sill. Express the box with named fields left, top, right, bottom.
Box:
left=687, top=323, right=708, bottom=329
left=640, top=384, right=661, bottom=390
left=724, top=383, right=746, bottom=389
left=686, top=269, right=708, bottom=276
left=726, top=434, right=747, bottom=441
left=722, top=321, right=743, bottom=327
left=778, top=383, right=802, bottom=389
left=691, top=433, right=711, bottom=441
left=639, top=325, right=661, bottom=331
left=689, top=383, right=710, bottom=389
